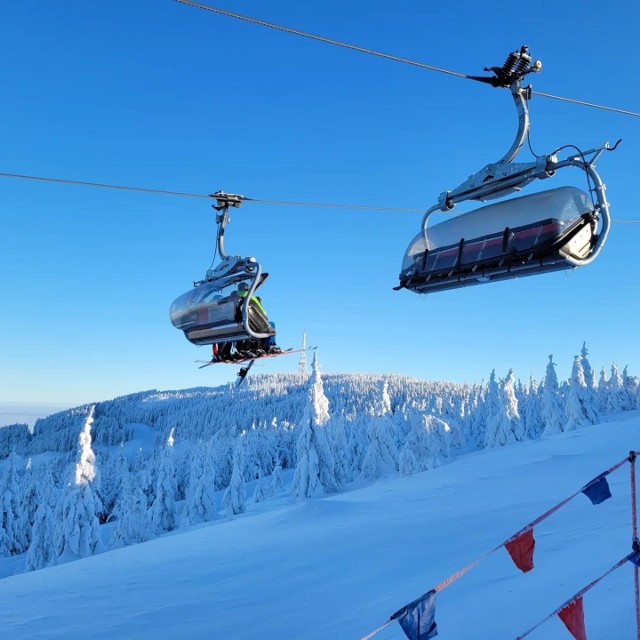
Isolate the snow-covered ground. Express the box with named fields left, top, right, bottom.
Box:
left=1, top=411, right=638, bottom=639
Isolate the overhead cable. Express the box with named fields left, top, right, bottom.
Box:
left=174, top=0, right=468, bottom=79
left=0, top=171, right=422, bottom=213
left=1, top=170, right=638, bottom=224
left=174, top=0, right=640, bottom=119
left=0, top=172, right=209, bottom=199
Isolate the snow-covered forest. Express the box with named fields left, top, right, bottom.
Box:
left=1, top=345, right=638, bottom=573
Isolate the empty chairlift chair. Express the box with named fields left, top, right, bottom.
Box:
left=396, top=45, right=619, bottom=295
left=399, top=186, right=600, bottom=293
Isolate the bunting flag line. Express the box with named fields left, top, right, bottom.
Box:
left=360, top=455, right=633, bottom=640
left=504, top=528, right=536, bottom=573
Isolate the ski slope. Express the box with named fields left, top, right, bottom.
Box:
left=1, top=412, right=639, bottom=640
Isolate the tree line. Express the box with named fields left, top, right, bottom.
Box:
left=1, top=345, right=638, bottom=571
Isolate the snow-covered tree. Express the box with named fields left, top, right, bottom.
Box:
left=622, top=366, right=637, bottom=411
left=222, top=437, right=247, bottom=515
left=183, top=440, right=218, bottom=524
left=597, top=367, right=609, bottom=414
left=479, top=371, right=501, bottom=444
left=97, top=446, right=129, bottom=523
left=211, top=429, right=234, bottom=490
left=55, top=406, right=103, bottom=563
left=147, top=428, right=178, bottom=535
left=542, top=355, right=566, bottom=436
left=347, top=413, right=370, bottom=474
left=332, top=417, right=351, bottom=488
left=0, top=452, right=28, bottom=556
left=134, top=451, right=156, bottom=508
left=399, top=412, right=452, bottom=475
left=359, top=381, right=399, bottom=481
left=605, top=364, right=626, bottom=414
left=465, top=384, right=486, bottom=448
left=484, top=369, right=523, bottom=448
left=581, top=342, right=597, bottom=391
left=565, top=355, right=598, bottom=431
left=21, top=460, right=40, bottom=545
left=523, top=376, right=544, bottom=439
left=253, top=469, right=272, bottom=503
left=25, top=481, right=56, bottom=571
left=290, top=353, right=338, bottom=499
left=109, top=468, right=148, bottom=549
left=270, top=463, right=285, bottom=496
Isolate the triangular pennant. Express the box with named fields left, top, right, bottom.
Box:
left=581, top=474, right=612, bottom=505
left=505, top=528, right=535, bottom=573
left=391, top=589, right=438, bottom=640
left=558, top=597, right=587, bottom=640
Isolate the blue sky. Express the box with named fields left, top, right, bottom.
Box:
left=1, top=0, right=638, bottom=411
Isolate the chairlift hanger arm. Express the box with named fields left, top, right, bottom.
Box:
left=439, top=46, right=542, bottom=209
left=210, top=190, right=243, bottom=260
left=425, top=46, right=619, bottom=215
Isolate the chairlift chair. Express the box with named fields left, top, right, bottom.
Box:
left=396, top=46, right=619, bottom=295
left=169, top=191, right=275, bottom=346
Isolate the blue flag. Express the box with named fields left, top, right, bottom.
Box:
left=581, top=474, right=612, bottom=505
left=391, top=589, right=438, bottom=640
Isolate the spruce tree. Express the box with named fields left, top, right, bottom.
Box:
left=597, top=367, right=609, bottom=414
left=332, top=417, right=351, bottom=488
left=524, top=376, right=544, bottom=439
left=147, top=428, right=178, bottom=535
left=222, top=437, right=247, bottom=515
left=290, top=352, right=338, bottom=500
left=399, top=412, right=452, bottom=475
left=622, top=366, right=637, bottom=411
left=484, top=369, right=523, bottom=447
left=565, top=355, right=598, bottom=430
left=542, top=355, right=566, bottom=436
left=270, top=462, right=285, bottom=496
left=581, top=342, right=597, bottom=390
left=606, top=364, right=626, bottom=414
left=109, top=469, right=148, bottom=549
left=55, top=406, right=103, bottom=563
left=183, top=440, right=218, bottom=524
left=0, top=452, right=28, bottom=556
left=359, top=381, right=399, bottom=481
left=25, top=482, right=55, bottom=571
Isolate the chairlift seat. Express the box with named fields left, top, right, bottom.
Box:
left=170, top=281, right=275, bottom=346
left=399, top=186, right=597, bottom=294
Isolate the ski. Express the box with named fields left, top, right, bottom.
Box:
left=197, top=346, right=316, bottom=369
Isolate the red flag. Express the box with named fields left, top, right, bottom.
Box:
left=505, top=528, right=535, bottom=573
left=558, top=597, right=587, bottom=640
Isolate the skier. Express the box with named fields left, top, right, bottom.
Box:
left=213, top=283, right=281, bottom=361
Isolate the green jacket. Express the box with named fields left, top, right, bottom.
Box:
left=239, top=290, right=267, bottom=316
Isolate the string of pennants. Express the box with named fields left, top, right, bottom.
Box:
left=360, top=451, right=640, bottom=640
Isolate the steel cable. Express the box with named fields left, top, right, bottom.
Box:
left=2, top=170, right=639, bottom=224
left=175, top=0, right=640, bottom=119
